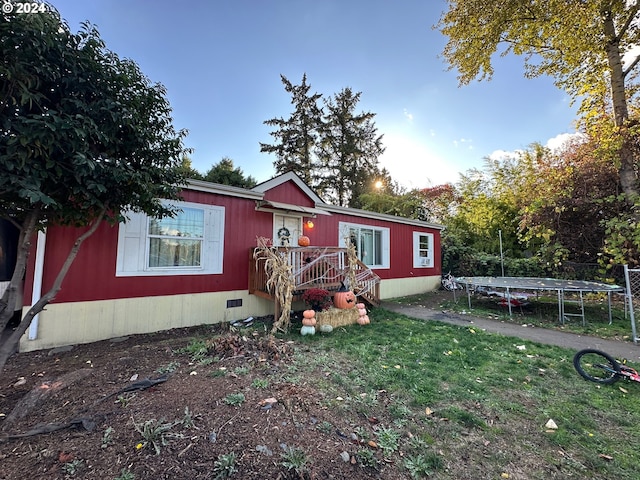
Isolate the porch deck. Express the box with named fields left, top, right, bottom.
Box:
left=249, top=246, right=380, bottom=306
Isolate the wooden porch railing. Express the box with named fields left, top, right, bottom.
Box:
left=249, top=247, right=380, bottom=306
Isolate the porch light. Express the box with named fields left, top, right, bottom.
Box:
left=306, top=220, right=314, bottom=229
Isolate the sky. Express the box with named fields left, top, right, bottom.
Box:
left=46, top=0, right=579, bottom=190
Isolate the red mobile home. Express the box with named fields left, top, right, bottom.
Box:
left=17, top=172, right=443, bottom=352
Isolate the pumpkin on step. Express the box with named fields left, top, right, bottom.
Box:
left=333, top=290, right=356, bottom=309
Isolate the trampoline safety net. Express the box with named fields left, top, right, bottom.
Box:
left=624, top=265, right=640, bottom=344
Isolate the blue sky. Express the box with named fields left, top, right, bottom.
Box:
left=47, top=0, right=578, bottom=189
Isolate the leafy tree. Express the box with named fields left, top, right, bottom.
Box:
left=440, top=153, right=533, bottom=276
left=260, top=74, right=323, bottom=185
left=420, top=183, right=458, bottom=224
left=448, top=166, right=523, bottom=257
left=518, top=136, right=626, bottom=269
left=316, top=88, right=385, bottom=207
left=203, top=157, right=256, bottom=188
left=0, top=6, right=189, bottom=371
left=359, top=189, right=429, bottom=220
left=437, top=0, right=640, bottom=205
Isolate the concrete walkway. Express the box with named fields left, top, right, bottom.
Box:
left=381, top=302, right=640, bottom=362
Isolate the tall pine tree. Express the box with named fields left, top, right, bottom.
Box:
left=260, top=74, right=323, bottom=185
left=316, top=88, right=385, bottom=207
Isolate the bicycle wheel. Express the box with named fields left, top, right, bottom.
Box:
left=573, top=349, right=621, bottom=385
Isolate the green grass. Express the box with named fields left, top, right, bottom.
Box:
left=286, top=307, right=640, bottom=479
left=396, top=291, right=631, bottom=340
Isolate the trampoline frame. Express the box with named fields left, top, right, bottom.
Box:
left=453, top=276, right=625, bottom=325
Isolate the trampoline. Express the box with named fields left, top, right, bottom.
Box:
left=454, top=276, right=625, bottom=325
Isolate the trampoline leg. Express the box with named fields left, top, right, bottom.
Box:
left=557, top=290, right=563, bottom=324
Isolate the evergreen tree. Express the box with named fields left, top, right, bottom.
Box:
left=179, top=156, right=204, bottom=180
left=260, top=74, right=322, bottom=185
left=203, top=157, right=256, bottom=188
left=316, top=88, right=385, bottom=207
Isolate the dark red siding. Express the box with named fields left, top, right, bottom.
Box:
left=300, top=211, right=441, bottom=280
left=26, top=190, right=273, bottom=304
left=24, top=180, right=440, bottom=305
left=263, top=182, right=315, bottom=207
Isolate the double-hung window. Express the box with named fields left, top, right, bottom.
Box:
left=148, top=208, right=204, bottom=269
left=116, top=201, right=224, bottom=276
left=339, top=222, right=390, bottom=269
left=413, top=231, right=434, bottom=268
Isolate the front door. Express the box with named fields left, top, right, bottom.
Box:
left=273, top=215, right=302, bottom=247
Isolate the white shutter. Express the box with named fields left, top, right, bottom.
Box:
left=413, top=232, right=420, bottom=268
left=381, top=228, right=391, bottom=268
left=204, top=207, right=224, bottom=274
left=116, top=211, right=148, bottom=275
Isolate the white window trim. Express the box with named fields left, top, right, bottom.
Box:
left=116, top=200, right=225, bottom=277
left=338, top=221, right=390, bottom=269
left=413, top=231, right=434, bottom=268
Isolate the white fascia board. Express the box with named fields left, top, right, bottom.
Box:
left=320, top=203, right=444, bottom=230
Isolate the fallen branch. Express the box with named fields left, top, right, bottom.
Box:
left=0, top=415, right=102, bottom=442
left=0, top=373, right=170, bottom=442
left=94, top=373, right=170, bottom=405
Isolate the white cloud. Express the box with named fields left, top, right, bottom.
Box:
left=487, top=132, right=584, bottom=162
left=488, top=149, right=523, bottom=161
left=545, top=132, right=584, bottom=150
left=453, top=137, right=474, bottom=150
left=403, top=109, right=414, bottom=122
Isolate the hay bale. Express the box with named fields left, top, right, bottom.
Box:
left=315, top=307, right=359, bottom=328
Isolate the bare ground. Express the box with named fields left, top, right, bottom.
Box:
left=0, top=317, right=417, bottom=480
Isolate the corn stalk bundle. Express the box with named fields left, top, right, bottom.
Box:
left=254, top=237, right=294, bottom=333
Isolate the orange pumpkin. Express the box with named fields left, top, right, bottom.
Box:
left=333, top=291, right=356, bottom=309
left=298, top=235, right=310, bottom=247
left=302, top=309, right=316, bottom=319
left=302, top=317, right=317, bottom=327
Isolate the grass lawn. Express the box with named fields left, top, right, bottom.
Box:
left=392, top=290, right=633, bottom=341
left=290, top=306, right=640, bottom=479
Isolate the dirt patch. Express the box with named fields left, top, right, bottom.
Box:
left=0, top=320, right=415, bottom=479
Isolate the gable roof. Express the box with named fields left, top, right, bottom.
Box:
left=251, top=171, right=324, bottom=204
left=186, top=173, right=443, bottom=230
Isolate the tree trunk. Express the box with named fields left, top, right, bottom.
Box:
left=0, top=211, right=106, bottom=374
left=0, top=209, right=40, bottom=331
left=619, top=139, right=639, bottom=206
left=603, top=12, right=639, bottom=204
